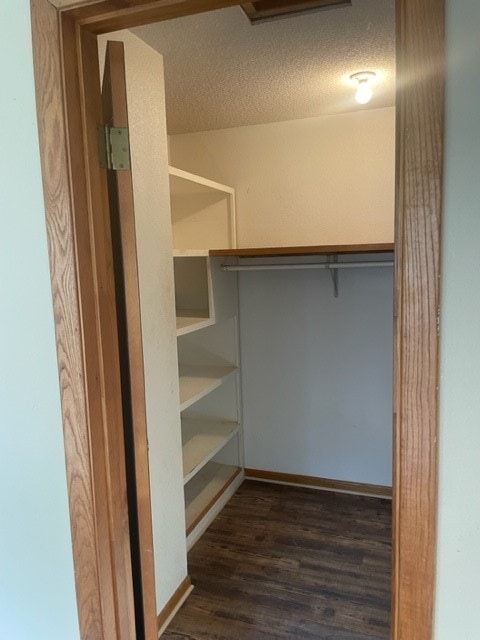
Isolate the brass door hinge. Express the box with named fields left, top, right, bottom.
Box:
left=97, top=124, right=131, bottom=170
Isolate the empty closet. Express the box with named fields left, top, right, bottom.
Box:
left=98, top=5, right=395, bottom=630
left=168, top=111, right=394, bottom=509
left=168, top=159, right=393, bottom=550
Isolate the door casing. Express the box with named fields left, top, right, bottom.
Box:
left=30, top=1, right=444, bottom=638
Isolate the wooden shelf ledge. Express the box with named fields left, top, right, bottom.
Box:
left=209, top=243, right=394, bottom=258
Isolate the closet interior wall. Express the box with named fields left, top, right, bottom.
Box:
left=238, top=256, right=393, bottom=486
left=169, top=108, right=395, bottom=246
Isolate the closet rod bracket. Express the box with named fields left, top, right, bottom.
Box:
left=326, top=255, right=339, bottom=298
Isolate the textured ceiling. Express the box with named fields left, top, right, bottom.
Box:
left=133, top=0, right=395, bottom=135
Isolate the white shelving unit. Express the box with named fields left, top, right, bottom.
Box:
left=168, top=166, right=244, bottom=551
left=178, top=365, right=237, bottom=412
left=174, top=254, right=215, bottom=337
left=182, top=419, right=239, bottom=484
left=169, top=165, right=237, bottom=251
left=169, top=166, right=235, bottom=197
left=184, top=462, right=242, bottom=535
left=173, top=249, right=210, bottom=258
left=176, top=314, right=215, bottom=338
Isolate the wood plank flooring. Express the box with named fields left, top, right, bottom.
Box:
left=163, top=480, right=391, bottom=640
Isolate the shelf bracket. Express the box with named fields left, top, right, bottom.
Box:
left=327, top=255, right=339, bottom=298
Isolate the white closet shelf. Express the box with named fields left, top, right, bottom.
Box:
left=176, top=312, right=214, bottom=337
left=182, top=419, right=239, bottom=485
left=184, top=461, right=242, bottom=535
left=169, top=166, right=234, bottom=197
left=178, top=365, right=237, bottom=412
left=173, top=249, right=210, bottom=257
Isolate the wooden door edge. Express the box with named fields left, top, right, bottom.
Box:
left=31, top=1, right=445, bottom=639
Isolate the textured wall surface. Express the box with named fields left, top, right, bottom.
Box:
left=435, top=0, right=480, bottom=636
left=170, top=107, right=395, bottom=247
left=0, top=2, right=79, bottom=639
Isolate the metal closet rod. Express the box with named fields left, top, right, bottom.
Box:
left=221, top=260, right=394, bottom=272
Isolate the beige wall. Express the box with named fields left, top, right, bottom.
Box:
left=99, top=31, right=188, bottom=615
left=170, top=107, right=395, bottom=247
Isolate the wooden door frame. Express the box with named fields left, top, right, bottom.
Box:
left=31, top=1, right=444, bottom=639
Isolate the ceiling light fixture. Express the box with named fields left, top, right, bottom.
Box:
left=350, top=71, right=376, bottom=105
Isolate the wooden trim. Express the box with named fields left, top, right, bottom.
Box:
left=63, top=0, right=245, bottom=34
left=156, top=576, right=192, bottom=631
left=30, top=2, right=107, bottom=637
left=245, top=469, right=392, bottom=498
left=31, top=1, right=445, bottom=639
left=210, top=243, right=395, bottom=258
left=186, top=467, right=242, bottom=536
left=392, top=1, right=444, bottom=638
left=239, top=1, right=256, bottom=19
left=79, top=26, right=137, bottom=639
left=240, top=0, right=351, bottom=24
left=49, top=0, right=104, bottom=8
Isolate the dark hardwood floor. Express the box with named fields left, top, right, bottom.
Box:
left=164, top=480, right=391, bottom=640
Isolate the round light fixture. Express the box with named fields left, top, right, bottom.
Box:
left=350, top=71, right=377, bottom=105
